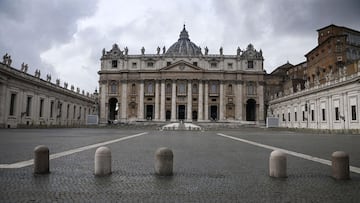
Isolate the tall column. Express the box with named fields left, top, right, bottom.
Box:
left=99, top=81, right=108, bottom=124
left=160, top=80, right=166, bottom=121
left=204, top=81, right=209, bottom=121
left=198, top=80, right=203, bottom=121
left=0, top=82, right=6, bottom=127
left=258, top=82, right=264, bottom=122
left=342, top=92, right=348, bottom=129
left=154, top=80, right=160, bottom=121
left=121, top=81, right=127, bottom=122
left=219, top=81, right=224, bottom=121
left=171, top=80, right=176, bottom=121
left=186, top=80, right=192, bottom=122
left=235, top=81, right=243, bottom=120
left=138, top=80, right=144, bottom=121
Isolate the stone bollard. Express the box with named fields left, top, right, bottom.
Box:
left=155, top=147, right=173, bottom=176
left=94, top=147, right=112, bottom=176
left=269, top=150, right=287, bottom=178
left=331, top=151, right=350, bottom=180
left=34, top=145, right=50, bottom=174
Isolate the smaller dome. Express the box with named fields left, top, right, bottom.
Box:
left=165, top=25, right=202, bottom=57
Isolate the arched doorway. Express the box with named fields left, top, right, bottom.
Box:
left=246, top=99, right=256, bottom=121
left=146, top=105, right=154, bottom=120
left=178, top=105, right=185, bottom=120
left=109, top=98, right=118, bottom=121
left=166, top=110, right=171, bottom=121
left=192, top=111, right=198, bottom=121
left=210, top=105, right=218, bottom=121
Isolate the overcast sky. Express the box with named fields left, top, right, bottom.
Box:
left=1, top=0, right=359, bottom=93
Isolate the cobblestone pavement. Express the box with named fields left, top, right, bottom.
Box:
left=0, top=128, right=360, bottom=202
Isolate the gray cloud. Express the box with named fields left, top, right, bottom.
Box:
left=1, top=0, right=359, bottom=92
left=0, top=0, right=97, bottom=77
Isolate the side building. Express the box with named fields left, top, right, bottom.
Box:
left=267, top=24, right=360, bottom=131
left=0, top=58, right=97, bottom=128
left=98, top=26, right=265, bottom=124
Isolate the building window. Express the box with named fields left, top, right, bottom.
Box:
left=294, top=112, right=297, bottom=122
left=192, top=84, right=198, bottom=94
left=193, top=62, right=198, bottom=66
left=26, top=96, right=32, bottom=116
left=282, top=113, right=285, bottom=121
left=288, top=112, right=291, bottom=121
left=39, top=99, right=44, bottom=117
left=147, top=82, right=154, bottom=94
left=67, top=104, right=70, bottom=119
left=335, top=107, right=339, bottom=121
left=131, top=84, right=136, bottom=95
left=110, top=82, right=117, bottom=94
left=9, top=93, right=16, bottom=116
left=166, top=83, right=171, bottom=94
left=247, top=82, right=256, bottom=95
left=210, top=62, right=217, bottom=68
left=228, top=63, right=233, bottom=69
left=132, top=62, right=137, bottom=68
left=79, top=107, right=81, bottom=119
left=322, top=108, right=326, bottom=121
left=50, top=101, right=54, bottom=118
left=112, top=60, right=118, bottom=68
left=178, top=83, right=186, bottom=94
left=210, top=83, right=217, bottom=94
left=248, top=60, right=254, bottom=69
left=58, top=102, right=62, bottom=118
left=167, top=62, right=171, bottom=66
left=311, top=109, right=314, bottom=121
left=302, top=110, right=305, bottom=121
left=228, top=84, right=233, bottom=95
left=351, top=105, right=357, bottom=121
left=147, top=62, right=154, bottom=67
left=73, top=106, right=76, bottom=119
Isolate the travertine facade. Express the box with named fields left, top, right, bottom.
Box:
left=0, top=60, right=97, bottom=128
left=268, top=24, right=360, bottom=130
left=98, top=26, right=265, bottom=124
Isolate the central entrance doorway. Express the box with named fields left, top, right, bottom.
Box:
left=210, top=105, right=218, bottom=121
left=178, top=105, right=185, bottom=120
left=146, top=105, right=154, bottom=120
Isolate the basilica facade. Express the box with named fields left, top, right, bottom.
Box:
left=98, top=26, right=265, bottom=124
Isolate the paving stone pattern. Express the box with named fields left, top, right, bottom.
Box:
left=0, top=128, right=360, bottom=202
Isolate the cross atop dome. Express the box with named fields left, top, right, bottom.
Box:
left=179, top=24, right=189, bottom=40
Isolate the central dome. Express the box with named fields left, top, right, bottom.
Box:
left=165, top=25, right=202, bottom=57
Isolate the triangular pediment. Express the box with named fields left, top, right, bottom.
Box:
left=160, top=60, right=204, bottom=72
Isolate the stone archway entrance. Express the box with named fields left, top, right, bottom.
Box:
left=178, top=105, right=185, bottom=120
left=246, top=99, right=256, bottom=121
left=210, top=105, right=218, bottom=121
left=146, top=105, right=154, bottom=120
left=192, top=111, right=198, bottom=121
left=108, top=98, right=118, bottom=121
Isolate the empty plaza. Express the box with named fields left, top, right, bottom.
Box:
left=0, top=127, right=360, bottom=202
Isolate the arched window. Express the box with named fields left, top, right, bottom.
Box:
left=247, top=82, right=255, bottom=95
left=109, top=81, right=117, bottom=94
left=166, top=83, right=172, bottom=94
left=131, top=84, right=136, bottom=95
left=147, top=82, right=153, bottom=94
left=228, top=84, right=233, bottom=95
left=192, top=84, right=198, bottom=94
left=178, top=83, right=186, bottom=94
left=210, top=83, right=217, bottom=94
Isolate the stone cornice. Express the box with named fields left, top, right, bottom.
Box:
left=269, top=73, right=360, bottom=104
left=0, top=63, right=95, bottom=103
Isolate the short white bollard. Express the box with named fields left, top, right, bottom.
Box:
left=332, top=151, right=350, bottom=180
left=155, top=147, right=173, bottom=176
left=34, top=145, right=50, bottom=174
left=269, top=150, right=287, bottom=178
left=94, top=147, right=112, bottom=176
